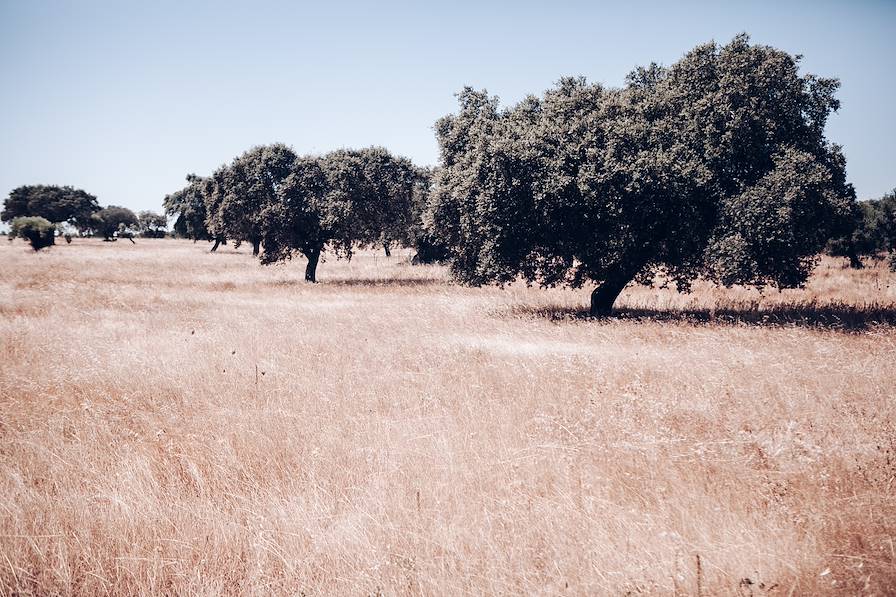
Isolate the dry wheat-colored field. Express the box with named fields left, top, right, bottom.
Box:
left=1, top=238, right=894, bottom=596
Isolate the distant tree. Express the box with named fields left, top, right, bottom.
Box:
left=92, top=206, right=138, bottom=241
left=878, top=190, right=896, bottom=270
left=427, top=35, right=855, bottom=315
left=163, top=174, right=226, bottom=249
left=410, top=166, right=450, bottom=264
left=165, top=174, right=204, bottom=239
left=320, top=147, right=420, bottom=258
left=827, top=200, right=885, bottom=268
left=354, top=147, right=419, bottom=255
left=258, top=147, right=420, bottom=281
left=1, top=185, right=99, bottom=234
left=138, top=210, right=168, bottom=238
left=9, top=216, right=56, bottom=250
left=205, top=144, right=297, bottom=256
left=828, top=189, right=896, bottom=269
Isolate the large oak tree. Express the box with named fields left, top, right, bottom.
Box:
left=426, top=35, right=856, bottom=315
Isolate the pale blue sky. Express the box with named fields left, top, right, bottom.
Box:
left=1, top=0, right=894, bottom=214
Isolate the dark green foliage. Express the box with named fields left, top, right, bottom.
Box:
left=164, top=174, right=212, bottom=241
left=92, top=206, right=138, bottom=240
left=409, top=167, right=450, bottom=264
left=138, top=210, right=168, bottom=238
left=877, top=190, right=896, bottom=257
left=880, top=190, right=896, bottom=271
left=828, top=191, right=896, bottom=269
left=412, top=235, right=451, bottom=265
left=828, top=189, right=896, bottom=268
left=319, top=147, right=419, bottom=253
left=255, top=146, right=420, bottom=281
left=346, top=147, right=419, bottom=251
left=256, top=156, right=328, bottom=278
left=1, top=185, right=99, bottom=233
left=205, top=144, right=298, bottom=256
left=427, top=35, right=855, bottom=315
left=9, top=216, right=56, bottom=250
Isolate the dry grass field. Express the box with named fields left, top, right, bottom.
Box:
left=1, top=238, right=895, bottom=596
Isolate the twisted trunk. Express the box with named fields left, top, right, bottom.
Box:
left=589, top=260, right=646, bottom=317
left=304, top=246, right=322, bottom=282
left=252, top=238, right=261, bottom=256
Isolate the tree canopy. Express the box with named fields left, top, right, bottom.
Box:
left=92, top=206, right=139, bottom=241
left=205, top=144, right=297, bottom=256
left=164, top=174, right=212, bottom=242
left=258, top=147, right=421, bottom=281
left=165, top=144, right=420, bottom=274
left=408, top=166, right=451, bottom=264
left=138, top=210, right=168, bottom=237
left=426, top=34, right=856, bottom=314
left=1, top=185, right=99, bottom=233
left=881, top=191, right=896, bottom=262
left=827, top=190, right=896, bottom=268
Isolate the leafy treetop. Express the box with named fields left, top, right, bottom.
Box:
left=426, top=34, right=855, bottom=314
left=1, top=185, right=99, bottom=233
left=258, top=147, right=421, bottom=281
left=92, top=206, right=139, bottom=240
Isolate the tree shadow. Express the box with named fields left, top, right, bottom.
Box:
left=506, top=301, right=896, bottom=331
left=266, top=277, right=448, bottom=289
left=324, top=277, right=449, bottom=288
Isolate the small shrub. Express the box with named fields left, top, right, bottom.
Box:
left=10, top=217, right=56, bottom=250
left=64, top=232, right=73, bottom=244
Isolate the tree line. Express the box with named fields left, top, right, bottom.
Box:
left=4, top=34, right=895, bottom=313
left=826, top=190, right=896, bottom=269
left=1, top=184, right=169, bottom=246
left=162, top=145, right=438, bottom=281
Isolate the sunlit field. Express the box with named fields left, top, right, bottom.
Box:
left=1, top=238, right=894, bottom=595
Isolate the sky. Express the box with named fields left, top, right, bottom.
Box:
left=1, top=0, right=894, bottom=214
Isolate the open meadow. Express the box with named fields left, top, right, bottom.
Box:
left=1, top=238, right=895, bottom=595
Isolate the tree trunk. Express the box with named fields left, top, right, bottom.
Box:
left=589, top=263, right=641, bottom=317
left=847, top=250, right=863, bottom=269
left=252, top=239, right=261, bottom=256
left=383, top=241, right=391, bottom=257
left=210, top=237, right=222, bottom=252
left=305, top=246, right=321, bottom=282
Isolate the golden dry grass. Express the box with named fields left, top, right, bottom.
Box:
left=1, top=238, right=895, bottom=595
